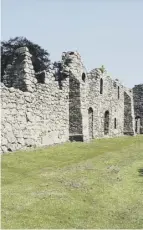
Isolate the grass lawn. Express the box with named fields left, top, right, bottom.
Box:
left=1, top=135, right=143, bottom=229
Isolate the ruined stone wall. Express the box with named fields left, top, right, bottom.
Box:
left=123, top=88, right=135, bottom=135
left=0, top=47, right=137, bottom=154
left=3, top=47, right=37, bottom=92
left=87, top=69, right=135, bottom=138
left=1, top=48, right=69, bottom=154
left=61, top=51, right=89, bottom=142
left=133, top=84, right=143, bottom=134
left=1, top=82, right=69, bottom=153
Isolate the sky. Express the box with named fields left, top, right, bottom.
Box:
left=1, top=0, right=143, bottom=88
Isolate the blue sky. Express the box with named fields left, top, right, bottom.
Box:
left=2, top=0, right=143, bottom=88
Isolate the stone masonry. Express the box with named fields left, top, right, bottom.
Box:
left=0, top=47, right=142, bottom=154
left=133, top=84, right=143, bottom=134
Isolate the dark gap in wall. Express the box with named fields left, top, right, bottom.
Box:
left=104, top=110, right=109, bottom=135
left=36, top=71, right=45, bottom=84
left=7, top=148, right=12, bottom=152
left=82, top=73, right=86, bottom=82
left=88, top=107, right=93, bottom=139
left=69, top=73, right=83, bottom=141
left=124, top=91, right=134, bottom=135
left=100, top=78, right=103, bottom=94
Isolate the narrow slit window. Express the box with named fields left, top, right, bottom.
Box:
left=104, top=110, right=109, bottom=135
left=82, top=73, right=86, bottom=82
left=100, top=78, right=103, bottom=94
left=118, top=86, right=120, bottom=99
left=114, top=118, right=117, bottom=129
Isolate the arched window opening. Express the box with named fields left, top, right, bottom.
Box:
left=100, top=78, right=103, bottom=94
left=135, top=120, right=138, bottom=133
left=135, top=116, right=141, bottom=134
left=82, top=73, right=86, bottom=82
left=88, top=107, right=93, bottom=139
left=104, top=110, right=109, bottom=135
left=114, top=118, right=117, bottom=129
left=118, top=86, right=120, bottom=99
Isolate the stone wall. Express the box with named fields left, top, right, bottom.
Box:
left=133, top=84, right=143, bottom=134
left=1, top=83, right=69, bottom=153
left=0, top=47, right=138, bottom=154
left=63, top=52, right=88, bottom=142
left=1, top=47, right=69, bottom=153
left=87, top=69, right=135, bottom=138
left=3, top=47, right=37, bottom=92
left=124, top=89, right=135, bottom=135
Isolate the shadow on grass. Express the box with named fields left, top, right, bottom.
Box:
left=138, top=168, right=143, bottom=176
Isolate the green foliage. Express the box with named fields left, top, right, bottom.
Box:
left=1, top=37, right=51, bottom=79
left=100, top=65, right=106, bottom=73
left=1, top=135, right=143, bottom=229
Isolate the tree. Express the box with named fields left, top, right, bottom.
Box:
left=1, top=36, right=51, bottom=80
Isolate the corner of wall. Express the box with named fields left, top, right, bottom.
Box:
left=3, top=47, right=37, bottom=92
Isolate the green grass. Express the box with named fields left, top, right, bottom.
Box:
left=2, top=135, right=143, bottom=229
